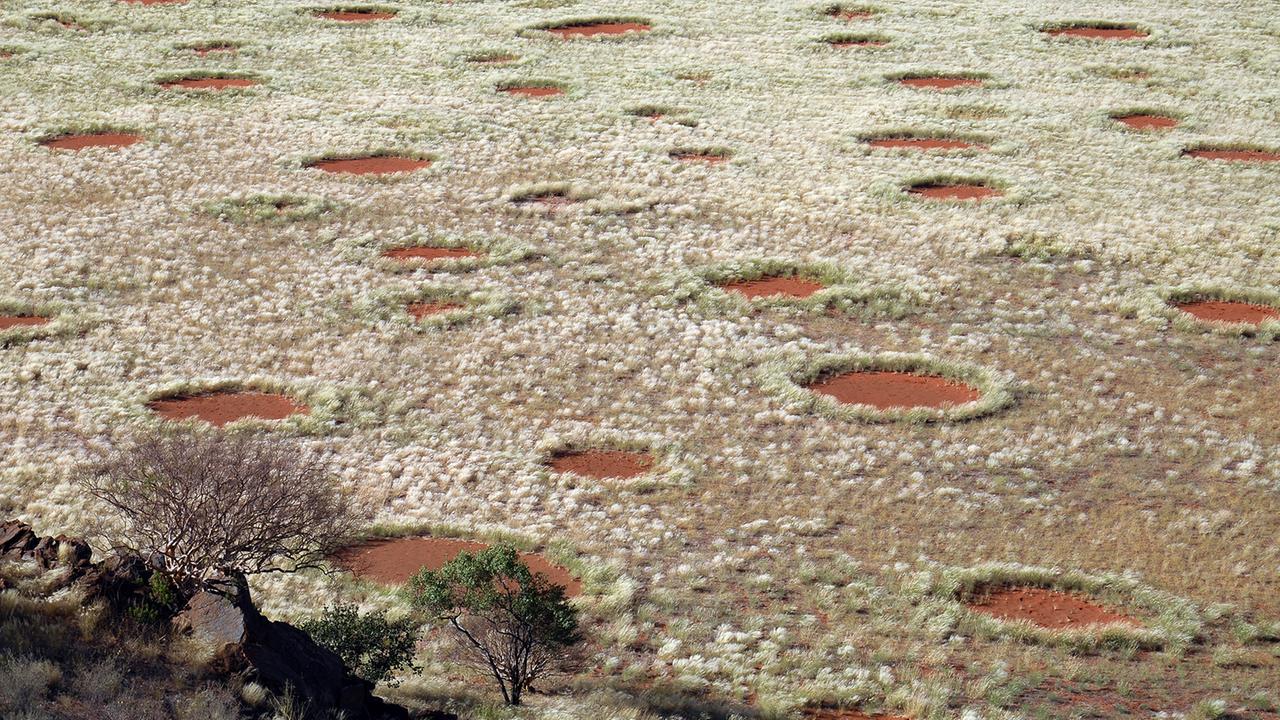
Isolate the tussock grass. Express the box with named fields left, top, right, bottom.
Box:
left=205, top=193, right=338, bottom=223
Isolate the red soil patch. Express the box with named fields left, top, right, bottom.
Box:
left=1183, top=148, right=1280, bottom=163
left=672, top=152, right=729, bottom=163
left=544, top=22, right=651, bottom=38
left=1174, top=300, right=1280, bottom=326
left=147, top=391, right=308, bottom=427
left=500, top=86, right=564, bottom=98
left=161, top=77, right=258, bottom=90
left=1046, top=26, right=1148, bottom=40
left=547, top=449, right=654, bottom=479
left=966, top=587, right=1140, bottom=629
left=382, top=246, right=482, bottom=261
left=868, top=137, right=982, bottom=150
left=1113, top=113, right=1177, bottom=130
left=333, top=537, right=583, bottom=596
left=316, top=9, right=395, bottom=21
left=829, top=38, right=886, bottom=48
left=899, top=76, right=982, bottom=90
left=308, top=156, right=431, bottom=175
left=720, top=276, right=826, bottom=299
left=826, top=9, right=874, bottom=21
left=907, top=183, right=1001, bottom=200
left=407, top=301, right=464, bottom=319
left=805, top=710, right=909, bottom=720
left=808, top=371, right=980, bottom=410
left=0, top=315, right=49, bottom=330
left=191, top=44, right=237, bottom=56
left=40, top=132, right=143, bottom=150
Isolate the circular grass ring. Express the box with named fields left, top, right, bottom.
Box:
left=157, top=71, right=262, bottom=91
left=1154, top=286, right=1280, bottom=340
left=0, top=299, right=91, bottom=348
left=350, top=234, right=537, bottom=274
left=206, top=193, right=338, bottom=223
left=914, top=563, right=1202, bottom=652
left=761, top=352, right=1013, bottom=423
left=523, top=17, right=653, bottom=40
left=142, top=379, right=357, bottom=433
left=1040, top=21, right=1149, bottom=40
left=534, top=431, right=699, bottom=490
left=360, top=285, right=519, bottom=330
left=668, top=259, right=915, bottom=319
left=303, top=151, right=435, bottom=175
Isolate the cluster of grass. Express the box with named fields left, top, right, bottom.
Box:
left=138, top=377, right=377, bottom=433
left=206, top=193, right=339, bottom=223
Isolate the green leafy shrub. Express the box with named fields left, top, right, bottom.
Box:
left=300, top=603, right=420, bottom=686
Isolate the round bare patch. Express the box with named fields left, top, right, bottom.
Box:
left=161, top=76, right=258, bottom=90
left=383, top=246, right=482, bottom=261
left=1183, top=148, right=1280, bottom=163
left=867, top=137, right=983, bottom=150
left=907, top=182, right=1001, bottom=200
left=720, top=276, right=826, bottom=299
left=307, top=156, right=431, bottom=174
left=1174, top=300, right=1280, bottom=326
left=898, top=76, right=982, bottom=90
left=825, top=7, right=874, bottom=21
left=407, top=301, right=464, bottom=319
left=967, top=587, right=1140, bottom=629
left=40, top=132, right=143, bottom=150
left=500, top=85, right=564, bottom=98
left=547, top=449, right=653, bottom=479
left=544, top=22, right=651, bottom=38
left=808, top=371, right=980, bottom=410
left=333, top=537, right=583, bottom=596
left=1113, top=113, right=1177, bottom=130
left=0, top=315, right=50, bottom=330
left=1045, top=25, right=1147, bottom=40
left=148, top=391, right=308, bottom=426
left=315, top=9, right=395, bottom=21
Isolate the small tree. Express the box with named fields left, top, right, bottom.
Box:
left=300, top=603, right=420, bottom=686
left=406, top=543, right=582, bottom=706
left=84, top=432, right=361, bottom=593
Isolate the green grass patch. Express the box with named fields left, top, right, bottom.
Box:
left=205, top=193, right=338, bottom=223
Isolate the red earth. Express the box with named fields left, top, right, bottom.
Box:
left=1046, top=26, right=1148, bottom=40
left=966, top=587, right=1141, bottom=629
left=308, top=156, right=431, bottom=175
left=316, top=9, right=395, bottom=21
left=40, top=132, right=143, bottom=150
left=547, top=449, right=654, bottom=479
left=829, top=38, right=886, bottom=48
left=147, top=391, right=308, bottom=426
left=191, top=44, right=237, bottom=56
left=808, top=371, right=980, bottom=410
left=907, top=183, right=1001, bottom=200
left=161, top=77, right=258, bottom=90
left=1114, top=113, right=1178, bottom=130
left=382, top=246, right=482, bottom=261
left=333, top=537, right=583, bottom=596
left=672, top=152, right=729, bottom=163
left=0, top=315, right=49, bottom=330
left=867, top=137, right=983, bottom=150
left=500, top=86, right=564, bottom=98
left=826, top=9, right=874, bottom=20
left=1183, top=148, right=1280, bottom=162
left=407, top=301, right=464, bottom=319
left=544, top=22, right=651, bottom=38
left=1174, top=300, right=1280, bottom=326
left=899, top=76, right=982, bottom=90
left=720, top=276, right=826, bottom=299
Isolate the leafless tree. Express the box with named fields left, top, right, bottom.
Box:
left=83, top=432, right=362, bottom=592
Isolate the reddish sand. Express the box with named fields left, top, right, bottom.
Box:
left=720, top=276, right=826, bottom=299
left=407, top=301, right=464, bottom=319
left=829, top=38, right=886, bottom=48
left=161, top=77, right=258, bottom=90
left=333, top=537, right=583, bottom=596
left=805, top=710, right=909, bottom=720
left=672, top=152, right=729, bottom=163
left=316, top=9, right=395, bottom=21
left=500, top=86, right=563, bottom=98
left=547, top=450, right=653, bottom=479
left=1174, top=300, right=1280, bottom=326
left=382, top=246, right=481, bottom=261
left=908, top=183, right=1001, bottom=200
left=147, top=391, right=308, bottom=426
left=1114, top=114, right=1177, bottom=130
left=1046, top=26, right=1148, bottom=40
left=967, top=587, right=1141, bottom=629
left=40, top=132, right=143, bottom=150
left=308, top=156, right=431, bottom=175
left=868, top=137, right=982, bottom=150
left=1183, top=148, right=1280, bottom=162
left=808, top=371, right=980, bottom=410
left=826, top=8, right=874, bottom=20
left=0, top=315, right=49, bottom=330
left=544, top=22, right=651, bottom=38
left=191, top=44, right=237, bottom=56
left=899, top=76, right=982, bottom=90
